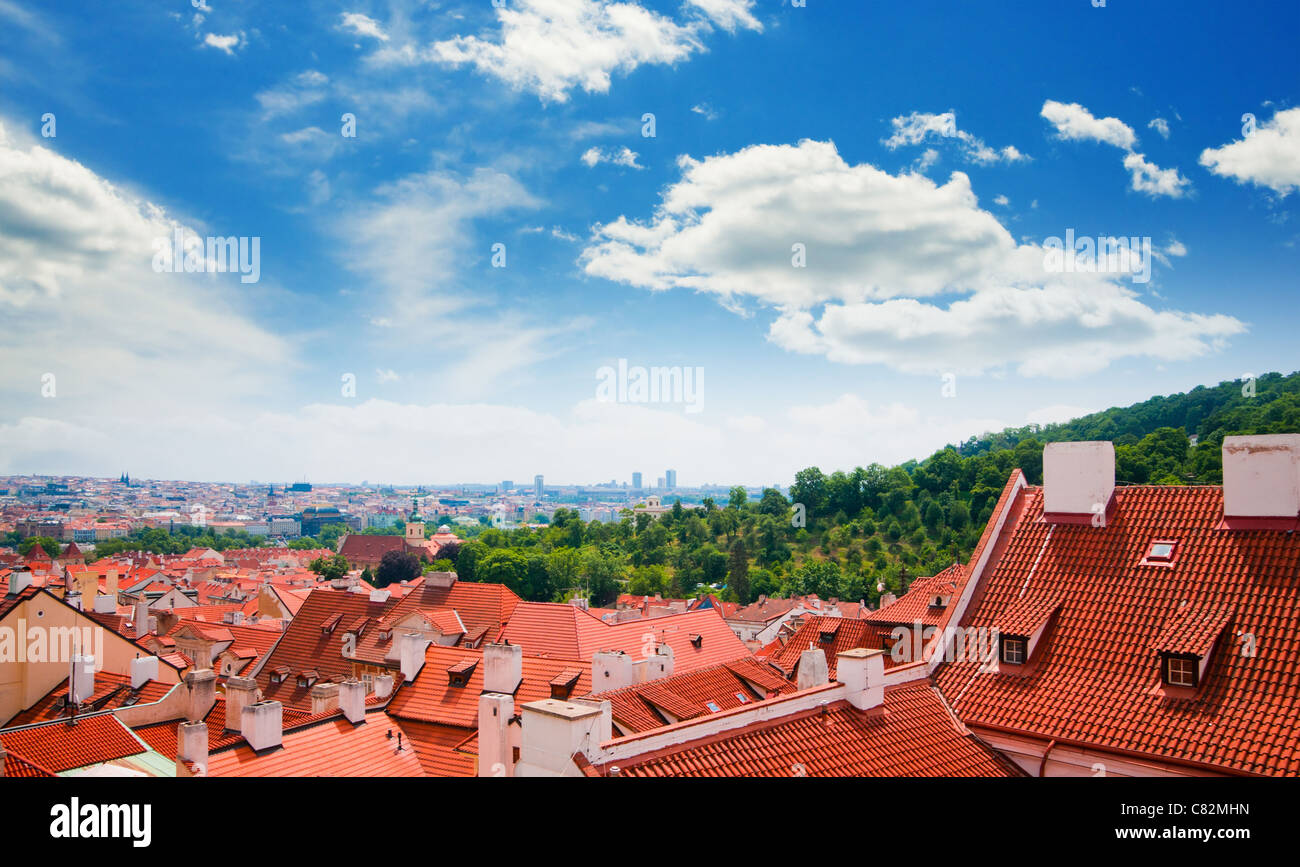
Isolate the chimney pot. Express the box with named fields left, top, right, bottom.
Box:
left=483, top=641, right=523, bottom=694
left=178, top=720, right=208, bottom=775
left=796, top=648, right=829, bottom=690
left=130, top=656, right=159, bottom=689
left=184, top=668, right=217, bottom=723
left=373, top=674, right=394, bottom=699
left=836, top=648, right=885, bottom=710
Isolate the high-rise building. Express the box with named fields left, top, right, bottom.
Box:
left=632, top=472, right=642, bottom=490
left=501, top=480, right=513, bottom=493
left=657, top=477, right=666, bottom=490
left=665, top=469, right=677, bottom=489
left=534, top=475, right=544, bottom=497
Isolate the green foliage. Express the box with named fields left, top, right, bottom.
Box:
left=19, top=536, right=61, bottom=558
left=309, top=553, right=350, bottom=582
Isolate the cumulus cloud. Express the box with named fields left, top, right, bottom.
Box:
left=580, top=138, right=1243, bottom=377
left=340, top=12, right=389, bottom=41
left=1199, top=107, right=1300, bottom=197
left=580, top=145, right=643, bottom=168
left=884, top=110, right=1029, bottom=166
left=427, top=0, right=753, bottom=102
left=0, top=119, right=293, bottom=420
left=1041, top=99, right=1190, bottom=198
left=1148, top=117, right=1171, bottom=139
left=202, top=32, right=242, bottom=55
left=1041, top=100, right=1137, bottom=149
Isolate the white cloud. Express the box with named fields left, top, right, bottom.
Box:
left=376, top=368, right=400, bottom=383
left=993, top=194, right=1010, bottom=206
left=428, top=0, right=748, bottom=103
left=340, top=12, right=389, bottom=41
left=254, top=70, right=329, bottom=118
left=1042, top=100, right=1190, bottom=199
left=1148, top=117, right=1171, bottom=139
left=1199, top=107, right=1300, bottom=197
left=884, top=110, right=1029, bottom=165
left=1041, top=100, right=1136, bottom=149
left=691, top=103, right=719, bottom=121
left=1123, top=151, right=1191, bottom=198
left=580, top=145, right=643, bottom=168
left=203, top=32, right=242, bottom=55
left=581, top=138, right=1243, bottom=378
left=685, top=0, right=762, bottom=32
left=0, top=119, right=293, bottom=422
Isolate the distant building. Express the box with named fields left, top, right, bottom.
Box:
left=666, top=469, right=677, bottom=489
left=534, top=475, right=544, bottom=498
left=632, top=472, right=642, bottom=490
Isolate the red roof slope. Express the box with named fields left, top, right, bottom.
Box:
left=205, top=713, right=426, bottom=777
left=770, top=616, right=898, bottom=677
left=501, top=606, right=751, bottom=673
left=935, top=483, right=1300, bottom=777
left=865, top=564, right=965, bottom=628
left=0, top=714, right=147, bottom=773
left=611, top=682, right=1021, bottom=778
left=10, top=672, right=176, bottom=726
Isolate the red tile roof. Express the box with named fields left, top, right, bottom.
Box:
left=0, top=713, right=148, bottom=773
left=501, top=605, right=752, bottom=673
left=935, top=483, right=1300, bottom=777
left=252, top=588, right=399, bottom=711
left=770, top=616, right=899, bottom=678
left=206, top=713, right=427, bottom=777
left=9, top=672, right=176, bottom=726
left=338, top=534, right=407, bottom=564
left=864, top=564, right=965, bottom=628
left=387, top=645, right=591, bottom=728
left=399, top=720, right=477, bottom=777
left=610, top=682, right=1021, bottom=777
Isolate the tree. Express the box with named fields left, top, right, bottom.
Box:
left=728, top=486, right=748, bottom=510
left=728, top=538, right=751, bottom=604
left=309, top=553, right=350, bottom=582
left=375, top=550, right=421, bottom=587
left=18, top=536, right=60, bottom=558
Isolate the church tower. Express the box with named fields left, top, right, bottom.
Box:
left=405, top=498, right=425, bottom=544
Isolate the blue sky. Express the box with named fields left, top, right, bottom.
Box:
left=0, top=0, right=1297, bottom=486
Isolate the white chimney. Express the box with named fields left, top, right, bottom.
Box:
left=92, top=594, right=117, bottom=614
left=133, top=599, right=150, bottom=639
left=369, top=589, right=391, bottom=603
left=373, top=674, right=394, bottom=699
left=1043, top=441, right=1115, bottom=517
left=1222, top=435, right=1300, bottom=518
left=178, top=721, right=208, bottom=775
left=478, top=692, right=514, bottom=777
left=592, top=651, right=637, bottom=693
left=515, top=699, right=611, bottom=777
left=241, top=701, right=283, bottom=751
left=483, top=642, right=523, bottom=694
left=399, top=632, right=431, bottom=682
left=224, top=676, right=259, bottom=732
left=836, top=648, right=885, bottom=710
left=645, top=643, right=674, bottom=682
left=340, top=679, right=366, bottom=724
left=130, top=656, right=159, bottom=689
left=7, top=570, right=33, bottom=596
left=425, top=571, right=456, bottom=589
left=65, top=590, right=82, bottom=610
left=70, top=654, right=96, bottom=703
left=310, top=681, right=340, bottom=715
left=796, top=647, right=829, bottom=690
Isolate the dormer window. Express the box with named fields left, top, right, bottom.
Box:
left=269, top=665, right=291, bottom=685
left=930, top=594, right=947, bottom=609
left=446, top=658, right=478, bottom=687
left=690, top=634, right=703, bottom=648
left=320, top=612, right=343, bottom=635
left=297, top=670, right=319, bottom=688
left=1000, top=635, right=1027, bottom=665
left=1161, top=653, right=1199, bottom=688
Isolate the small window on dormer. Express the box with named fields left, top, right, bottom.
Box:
left=1162, top=653, right=1199, bottom=688
left=930, top=595, right=946, bottom=609
left=1142, top=540, right=1178, bottom=566
left=1001, top=636, right=1027, bottom=665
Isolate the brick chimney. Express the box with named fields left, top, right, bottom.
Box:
left=796, top=647, right=829, bottom=690
left=483, top=641, right=523, bottom=694
left=310, top=681, right=340, bottom=715
left=1043, top=441, right=1115, bottom=519
left=340, top=679, right=366, bottom=724
left=185, top=668, right=217, bottom=723
left=178, top=720, right=208, bottom=775
left=1222, top=434, right=1300, bottom=519
left=836, top=648, right=885, bottom=710
left=241, top=701, right=283, bottom=751
left=224, top=676, right=259, bottom=731
left=478, top=692, right=515, bottom=777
